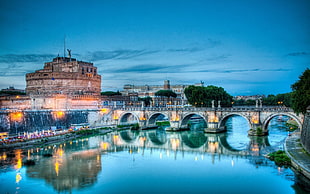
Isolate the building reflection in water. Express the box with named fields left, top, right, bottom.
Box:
left=0, top=127, right=290, bottom=192
left=25, top=139, right=102, bottom=193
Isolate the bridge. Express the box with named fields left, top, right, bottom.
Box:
left=99, top=106, right=304, bottom=133
left=0, top=106, right=304, bottom=134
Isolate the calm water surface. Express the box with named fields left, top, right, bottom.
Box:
left=0, top=115, right=309, bottom=194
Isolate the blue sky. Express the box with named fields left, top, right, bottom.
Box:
left=0, top=0, right=309, bottom=95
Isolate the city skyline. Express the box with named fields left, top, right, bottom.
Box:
left=0, top=0, right=309, bottom=96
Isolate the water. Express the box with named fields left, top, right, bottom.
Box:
left=0, top=115, right=309, bottom=194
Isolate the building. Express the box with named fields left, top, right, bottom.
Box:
left=121, top=80, right=196, bottom=107
left=25, top=56, right=101, bottom=109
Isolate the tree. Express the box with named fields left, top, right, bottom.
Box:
left=291, top=68, right=310, bottom=114
left=101, top=91, right=121, bottom=96
left=155, top=90, right=177, bottom=98
left=184, top=85, right=233, bottom=107
left=138, top=96, right=152, bottom=107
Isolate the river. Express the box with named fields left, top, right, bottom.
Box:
left=0, top=115, right=309, bottom=194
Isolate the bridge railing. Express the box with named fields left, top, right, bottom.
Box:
left=113, top=106, right=293, bottom=112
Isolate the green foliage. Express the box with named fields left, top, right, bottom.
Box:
left=268, top=150, right=291, bottom=167
left=155, top=90, right=177, bottom=98
left=291, top=68, right=310, bottom=114
left=76, top=129, right=98, bottom=135
left=245, top=99, right=256, bottom=106
left=286, top=120, right=298, bottom=132
left=138, top=96, right=152, bottom=106
left=256, top=127, right=262, bottom=135
left=233, top=93, right=292, bottom=107
left=117, top=123, right=139, bottom=129
left=184, top=85, right=233, bottom=107
left=130, top=123, right=140, bottom=130
left=0, top=91, right=26, bottom=96
left=101, top=91, right=121, bottom=96
left=156, top=121, right=170, bottom=126
left=263, top=93, right=292, bottom=107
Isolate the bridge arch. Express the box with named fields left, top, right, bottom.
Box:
left=180, top=113, right=207, bottom=128
left=119, top=130, right=140, bottom=143
left=181, top=131, right=207, bottom=149
left=148, top=130, right=168, bottom=145
left=262, top=113, right=302, bottom=131
left=218, top=113, right=251, bottom=129
left=119, top=112, right=139, bottom=125
left=148, top=112, right=169, bottom=126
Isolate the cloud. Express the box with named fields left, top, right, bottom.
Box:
left=88, top=49, right=159, bottom=61
left=104, top=63, right=193, bottom=74
left=0, top=69, right=30, bottom=76
left=192, top=68, right=291, bottom=73
left=285, top=52, right=310, bottom=57
left=0, top=54, right=55, bottom=63
left=166, top=47, right=203, bottom=52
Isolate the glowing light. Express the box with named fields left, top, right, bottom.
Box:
left=55, top=161, right=59, bottom=176
left=14, top=150, right=22, bottom=170
left=139, top=137, right=146, bottom=146
left=170, top=138, right=180, bottom=150
left=171, top=113, right=180, bottom=121
left=231, top=160, right=235, bottom=167
left=159, top=152, right=163, bottom=159
left=113, top=115, right=119, bottom=120
left=113, top=135, right=119, bottom=144
left=54, top=111, right=65, bottom=119
left=100, top=108, right=109, bottom=114
left=16, top=95, right=20, bottom=99
left=251, top=144, right=259, bottom=152
left=251, top=116, right=259, bottom=124
left=208, top=142, right=219, bottom=153
left=16, top=173, right=22, bottom=183
left=140, top=117, right=147, bottom=121
left=208, top=116, right=219, bottom=122
left=0, top=152, right=7, bottom=160
left=10, top=112, right=23, bottom=122
left=56, top=148, right=64, bottom=157
left=100, top=142, right=110, bottom=150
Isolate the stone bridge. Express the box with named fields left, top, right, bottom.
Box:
left=103, top=106, right=303, bottom=133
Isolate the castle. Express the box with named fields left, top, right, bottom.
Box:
left=0, top=56, right=101, bottom=110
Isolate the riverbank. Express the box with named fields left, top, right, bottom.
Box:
left=0, top=128, right=113, bottom=151
left=285, top=132, right=310, bottom=180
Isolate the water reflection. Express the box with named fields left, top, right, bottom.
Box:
left=0, top=115, right=308, bottom=193
left=26, top=142, right=102, bottom=192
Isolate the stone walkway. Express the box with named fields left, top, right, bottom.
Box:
left=285, top=132, right=310, bottom=179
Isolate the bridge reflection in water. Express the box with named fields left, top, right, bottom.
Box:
left=23, top=129, right=276, bottom=191
left=17, top=127, right=276, bottom=193
left=1, top=115, right=294, bottom=193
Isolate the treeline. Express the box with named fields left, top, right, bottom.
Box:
left=0, top=91, right=26, bottom=95
left=101, top=91, right=121, bottom=96
left=184, top=85, right=233, bottom=107
left=234, top=93, right=292, bottom=107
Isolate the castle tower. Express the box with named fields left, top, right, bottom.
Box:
left=26, top=56, right=101, bottom=109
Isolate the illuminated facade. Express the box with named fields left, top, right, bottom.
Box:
left=25, top=57, right=101, bottom=109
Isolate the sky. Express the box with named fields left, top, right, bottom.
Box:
left=0, top=0, right=309, bottom=96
